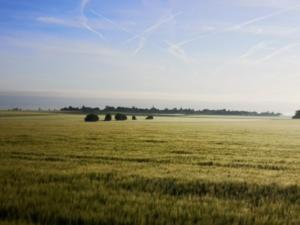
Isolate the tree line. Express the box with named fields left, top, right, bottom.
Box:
left=60, top=106, right=281, bottom=117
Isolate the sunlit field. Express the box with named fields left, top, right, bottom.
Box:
left=0, top=111, right=300, bottom=225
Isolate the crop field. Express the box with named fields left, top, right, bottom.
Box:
left=0, top=111, right=300, bottom=225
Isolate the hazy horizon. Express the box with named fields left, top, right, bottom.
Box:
left=1, top=0, right=300, bottom=115
left=0, top=91, right=298, bottom=115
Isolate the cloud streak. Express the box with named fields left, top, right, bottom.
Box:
left=37, top=17, right=80, bottom=28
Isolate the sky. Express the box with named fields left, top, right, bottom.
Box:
left=1, top=0, right=300, bottom=114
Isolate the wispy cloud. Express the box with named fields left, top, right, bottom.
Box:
left=80, top=0, right=90, bottom=14
left=37, top=17, right=81, bottom=28
left=37, top=0, right=106, bottom=40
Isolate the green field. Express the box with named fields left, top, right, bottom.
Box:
left=0, top=112, right=300, bottom=225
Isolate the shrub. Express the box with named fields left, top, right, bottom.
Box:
left=146, top=115, right=154, bottom=120
left=115, top=113, right=127, bottom=121
left=132, top=115, right=137, bottom=120
left=84, top=114, right=99, bottom=122
left=104, top=114, right=112, bottom=121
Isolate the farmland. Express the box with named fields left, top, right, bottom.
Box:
left=0, top=111, right=299, bottom=225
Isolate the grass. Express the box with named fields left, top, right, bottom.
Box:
left=0, top=111, right=300, bottom=225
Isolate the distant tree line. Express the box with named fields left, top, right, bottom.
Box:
left=61, top=106, right=281, bottom=117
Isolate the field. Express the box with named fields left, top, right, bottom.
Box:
left=0, top=111, right=300, bottom=225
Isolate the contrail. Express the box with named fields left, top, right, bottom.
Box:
left=90, top=10, right=131, bottom=33
left=164, top=29, right=215, bottom=63
left=172, top=29, right=216, bottom=48
left=125, top=11, right=182, bottom=44
left=256, top=42, right=300, bottom=63
left=124, top=11, right=182, bottom=55
left=133, top=37, right=146, bottom=55
left=80, top=0, right=90, bottom=12
left=228, top=5, right=300, bottom=31
left=80, top=0, right=105, bottom=40
left=166, top=5, right=300, bottom=61
left=82, top=21, right=105, bottom=39
left=165, top=40, right=191, bottom=64
left=239, top=42, right=269, bottom=60
left=172, top=4, right=300, bottom=48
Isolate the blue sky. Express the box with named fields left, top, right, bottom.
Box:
left=1, top=0, right=300, bottom=113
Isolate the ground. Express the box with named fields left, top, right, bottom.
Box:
left=0, top=111, right=299, bottom=225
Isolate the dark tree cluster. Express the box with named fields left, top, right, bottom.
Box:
left=84, top=114, right=99, bottom=122
left=84, top=113, right=137, bottom=122
left=115, top=113, right=127, bottom=121
left=292, top=110, right=300, bottom=119
left=62, top=105, right=281, bottom=117
left=104, top=114, right=112, bottom=121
